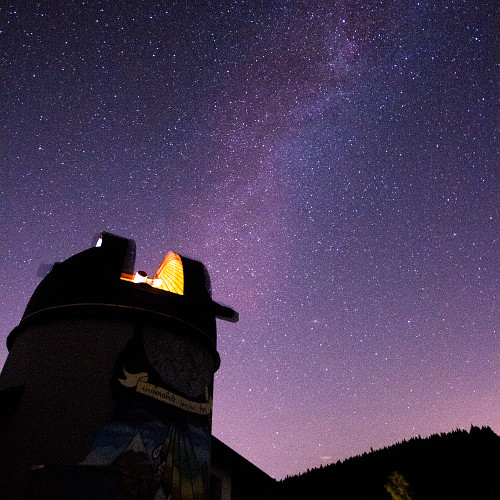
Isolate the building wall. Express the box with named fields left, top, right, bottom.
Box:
left=210, top=437, right=279, bottom=500
left=0, top=314, right=217, bottom=499
left=210, top=464, right=232, bottom=500
left=1, top=318, right=135, bottom=462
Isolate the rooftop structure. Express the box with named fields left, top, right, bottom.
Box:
left=0, top=232, right=263, bottom=500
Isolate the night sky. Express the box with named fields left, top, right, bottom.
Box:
left=2, top=0, right=498, bottom=479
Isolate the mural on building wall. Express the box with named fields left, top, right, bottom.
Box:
left=29, top=324, right=215, bottom=500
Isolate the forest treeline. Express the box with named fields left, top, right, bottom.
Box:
left=278, top=425, right=499, bottom=499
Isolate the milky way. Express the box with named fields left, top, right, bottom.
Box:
left=3, top=0, right=497, bottom=478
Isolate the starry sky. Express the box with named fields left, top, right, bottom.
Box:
left=2, top=0, right=498, bottom=480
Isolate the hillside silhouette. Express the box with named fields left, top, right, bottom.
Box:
left=279, top=425, right=499, bottom=499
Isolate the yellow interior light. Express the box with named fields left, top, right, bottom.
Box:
left=153, top=252, right=184, bottom=295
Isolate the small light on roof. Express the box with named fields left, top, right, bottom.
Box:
left=134, top=271, right=148, bottom=283
left=96, top=237, right=103, bottom=247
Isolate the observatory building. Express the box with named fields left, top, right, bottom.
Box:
left=0, top=233, right=276, bottom=499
